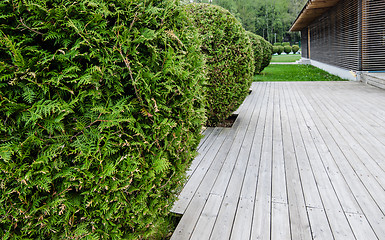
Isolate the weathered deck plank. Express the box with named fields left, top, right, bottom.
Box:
left=288, top=83, right=357, bottom=239
left=294, top=82, right=384, bottom=239
left=209, top=82, right=267, bottom=240
left=230, top=83, right=270, bottom=240
left=270, top=83, right=291, bottom=240
left=280, top=83, right=313, bottom=240
left=171, top=81, right=385, bottom=240
left=171, top=83, right=260, bottom=240
left=250, top=82, right=274, bottom=240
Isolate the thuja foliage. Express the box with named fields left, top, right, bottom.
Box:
left=283, top=45, right=292, bottom=54
left=292, top=45, right=300, bottom=54
left=277, top=45, right=284, bottom=55
left=257, top=35, right=273, bottom=72
left=246, top=31, right=264, bottom=74
left=272, top=46, right=279, bottom=54
left=184, top=3, right=254, bottom=126
left=0, top=0, right=206, bottom=239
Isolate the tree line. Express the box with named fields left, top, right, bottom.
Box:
left=184, top=0, right=307, bottom=44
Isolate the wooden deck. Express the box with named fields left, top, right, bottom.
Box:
left=171, top=81, right=385, bottom=240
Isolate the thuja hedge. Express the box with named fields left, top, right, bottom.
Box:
left=292, top=45, right=300, bottom=54
left=272, top=46, right=279, bottom=54
left=246, top=31, right=263, bottom=74
left=283, top=45, right=292, bottom=54
left=0, top=0, right=206, bottom=239
left=277, top=45, right=284, bottom=55
left=255, top=35, right=273, bottom=73
left=184, top=3, right=254, bottom=126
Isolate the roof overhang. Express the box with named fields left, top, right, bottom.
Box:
left=290, top=0, right=341, bottom=32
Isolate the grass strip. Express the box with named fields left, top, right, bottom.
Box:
left=271, top=54, right=301, bottom=62
left=254, top=64, right=346, bottom=82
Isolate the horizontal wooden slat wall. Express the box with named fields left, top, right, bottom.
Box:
left=301, top=28, right=308, bottom=58
left=362, top=0, right=385, bottom=71
left=306, top=0, right=360, bottom=71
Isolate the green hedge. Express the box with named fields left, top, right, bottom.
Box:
left=272, top=46, right=279, bottom=54
left=282, top=42, right=290, bottom=46
left=246, top=31, right=264, bottom=75
left=0, top=0, right=206, bottom=239
left=292, top=45, right=300, bottom=54
left=283, top=45, right=292, bottom=54
left=256, top=35, right=273, bottom=73
left=274, top=42, right=282, bottom=46
left=277, top=45, right=284, bottom=55
left=184, top=3, right=254, bottom=126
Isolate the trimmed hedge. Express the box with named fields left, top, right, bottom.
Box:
left=282, top=42, right=290, bottom=46
left=274, top=42, right=282, bottom=46
left=184, top=3, right=254, bottom=126
left=292, top=45, right=300, bottom=54
left=0, top=0, right=206, bottom=239
left=283, top=45, right=292, bottom=54
left=256, top=35, right=273, bottom=73
left=246, top=31, right=264, bottom=75
left=277, top=45, right=284, bottom=55
left=272, top=46, right=279, bottom=54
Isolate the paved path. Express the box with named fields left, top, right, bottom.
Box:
left=270, top=62, right=298, bottom=64
left=171, top=81, right=385, bottom=240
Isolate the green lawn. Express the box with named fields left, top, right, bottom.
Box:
left=271, top=54, right=301, bottom=62
left=254, top=64, right=345, bottom=81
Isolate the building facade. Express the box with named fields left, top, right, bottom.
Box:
left=291, top=0, right=385, bottom=74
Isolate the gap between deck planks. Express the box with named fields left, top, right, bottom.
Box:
left=171, top=81, right=385, bottom=240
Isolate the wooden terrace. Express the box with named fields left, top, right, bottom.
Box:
left=171, top=81, right=385, bottom=240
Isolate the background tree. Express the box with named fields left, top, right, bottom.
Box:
left=189, top=0, right=308, bottom=44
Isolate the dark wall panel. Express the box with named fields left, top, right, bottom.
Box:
left=307, top=0, right=360, bottom=71
left=301, top=28, right=308, bottom=58
left=362, top=0, right=385, bottom=71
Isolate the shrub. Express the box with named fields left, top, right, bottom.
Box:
left=284, top=45, right=292, bottom=54
left=184, top=3, right=254, bottom=126
left=292, top=45, right=300, bottom=54
left=274, top=42, right=282, bottom=46
left=246, top=31, right=264, bottom=75
left=272, top=46, right=279, bottom=54
left=277, top=46, right=284, bottom=55
left=282, top=42, right=290, bottom=46
left=0, top=0, right=206, bottom=239
left=256, top=36, right=273, bottom=73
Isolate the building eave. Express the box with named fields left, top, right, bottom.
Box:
left=290, top=0, right=341, bottom=32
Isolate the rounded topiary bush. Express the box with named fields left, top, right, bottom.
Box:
left=277, top=45, right=284, bottom=55
left=274, top=42, right=282, bottom=46
left=273, top=46, right=280, bottom=55
left=282, top=42, right=290, bottom=46
left=284, top=45, right=292, bottom=54
left=246, top=31, right=264, bottom=75
left=0, top=0, right=206, bottom=239
left=184, top=3, right=254, bottom=126
left=256, top=35, right=273, bottom=73
left=292, top=45, right=300, bottom=54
